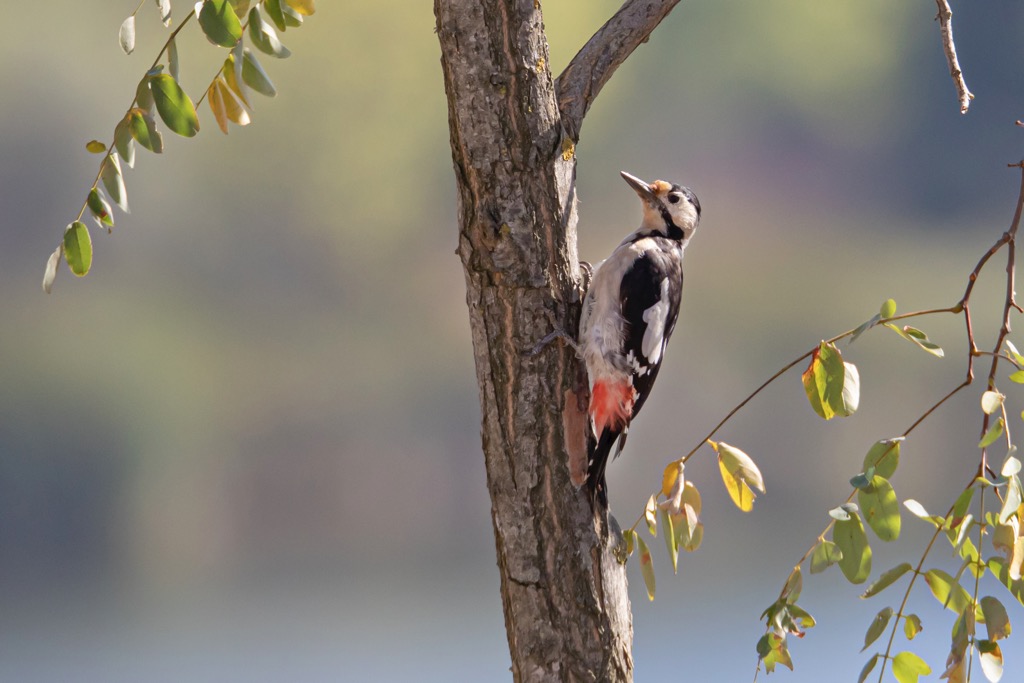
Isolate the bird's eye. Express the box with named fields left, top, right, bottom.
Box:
left=667, top=194, right=681, bottom=204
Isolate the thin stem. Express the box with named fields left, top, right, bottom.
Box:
left=680, top=306, right=958, bottom=465
left=876, top=491, right=960, bottom=683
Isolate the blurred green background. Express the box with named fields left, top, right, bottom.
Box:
left=4, top=2, right=1024, bottom=680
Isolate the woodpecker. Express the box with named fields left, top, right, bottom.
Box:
left=579, top=171, right=701, bottom=506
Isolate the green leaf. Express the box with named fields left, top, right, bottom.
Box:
left=885, top=322, right=945, bottom=357
left=810, top=540, right=842, bottom=574
left=880, top=298, right=897, bottom=318
left=784, top=602, right=815, bottom=632
left=829, top=502, right=858, bottom=521
left=229, top=0, right=251, bottom=15
left=903, top=498, right=944, bottom=528
left=850, top=314, right=880, bottom=343
left=168, top=36, right=180, bottom=81
left=982, top=390, right=1005, bottom=415
left=85, top=140, right=107, bottom=154
left=781, top=566, right=802, bottom=603
left=42, top=244, right=62, bottom=293
left=660, top=508, right=678, bottom=574
left=622, top=528, right=634, bottom=557
left=861, top=562, right=912, bottom=598
left=149, top=74, right=199, bottom=137
left=636, top=535, right=655, bottom=601
left=248, top=6, right=292, bottom=58
left=977, top=640, right=1003, bottom=683
left=63, top=221, right=92, bottom=276
left=757, top=632, right=793, bottom=673
left=281, top=0, right=304, bottom=26
left=840, top=361, right=860, bottom=416
left=713, top=441, right=765, bottom=512
left=834, top=512, right=872, bottom=583
left=858, top=475, right=901, bottom=542
left=128, top=109, right=164, bottom=153
left=87, top=188, right=114, bottom=228
left=987, top=557, right=1024, bottom=607
left=199, top=0, right=243, bottom=47
left=155, top=0, right=172, bottom=26
left=952, top=487, right=976, bottom=526
left=264, top=0, right=287, bottom=31
left=998, top=476, right=1022, bottom=524
left=980, top=595, right=1011, bottom=641
left=100, top=154, right=129, bottom=213
left=119, top=15, right=136, bottom=55
left=1009, top=370, right=1024, bottom=384
left=904, top=613, right=922, bottom=640
left=949, top=513, right=974, bottom=551
left=861, top=606, right=892, bottom=651
left=863, top=438, right=901, bottom=480
left=241, top=48, right=277, bottom=97
left=136, top=76, right=155, bottom=112
left=1006, top=340, right=1024, bottom=365
left=857, top=653, right=879, bottom=683
left=924, top=568, right=971, bottom=613
left=980, top=417, right=1006, bottom=448
left=1002, top=452, right=1022, bottom=477
left=114, top=118, right=135, bottom=168
left=801, top=341, right=852, bottom=419
left=891, top=651, right=931, bottom=683
left=952, top=605, right=974, bottom=658
left=850, top=472, right=872, bottom=490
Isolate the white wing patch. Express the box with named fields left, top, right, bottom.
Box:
left=641, top=277, right=671, bottom=365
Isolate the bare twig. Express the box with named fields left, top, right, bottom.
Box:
left=934, top=0, right=974, bottom=114
left=555, top=0, right=681, bottom=142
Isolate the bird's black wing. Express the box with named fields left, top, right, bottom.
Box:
left=618, top=245, right=683, bottom=419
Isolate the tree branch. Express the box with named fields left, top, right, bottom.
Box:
left=933, top=0, right=973, bottom=114
left=556, top=0, right=681, bottom=142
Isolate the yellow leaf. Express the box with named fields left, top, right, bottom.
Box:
left=285, top=0, right=315, bottom=15
left=636, top=535, right=655, bottom=601
left=713, top=441, right=765, bottom=512
left=644, top=494, right=657, bottom=536
left=661, top=461, right=682, bottom=497
left=661, top=461, right=684, bottom=512
left=719, top=458, right=755, bottom=511
left=223, top=55, right=250, bottom=107
left=216, top=78, right=251, bottom=126
left=208, top=82, right=229, bottom=134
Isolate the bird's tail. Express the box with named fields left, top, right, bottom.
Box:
left=587, top=428, right=620, bottom=509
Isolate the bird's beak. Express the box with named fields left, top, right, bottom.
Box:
left=620, top=171, right=656, bottom=204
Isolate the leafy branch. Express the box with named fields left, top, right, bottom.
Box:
left=43, top=0, right=314, bottom=294
left=619, top=163, right=1024, bottom=682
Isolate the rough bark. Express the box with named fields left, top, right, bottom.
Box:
left=434, top=2, right=678, bottom=680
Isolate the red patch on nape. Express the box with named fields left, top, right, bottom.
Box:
left=590, top=379, right=635, bottom=434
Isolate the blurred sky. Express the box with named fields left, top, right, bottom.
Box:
left=3, top=2, right=1024, bottom=681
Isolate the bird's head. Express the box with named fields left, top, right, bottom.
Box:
left=621, top=171, right=701, bottom=240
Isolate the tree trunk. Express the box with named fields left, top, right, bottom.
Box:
left=434, top=1, right=680, bottom=680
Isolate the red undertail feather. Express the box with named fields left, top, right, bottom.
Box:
left=589, top=379, right=635, bottom=435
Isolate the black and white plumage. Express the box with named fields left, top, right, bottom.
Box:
left=579, top=171, right=701, bottom=506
